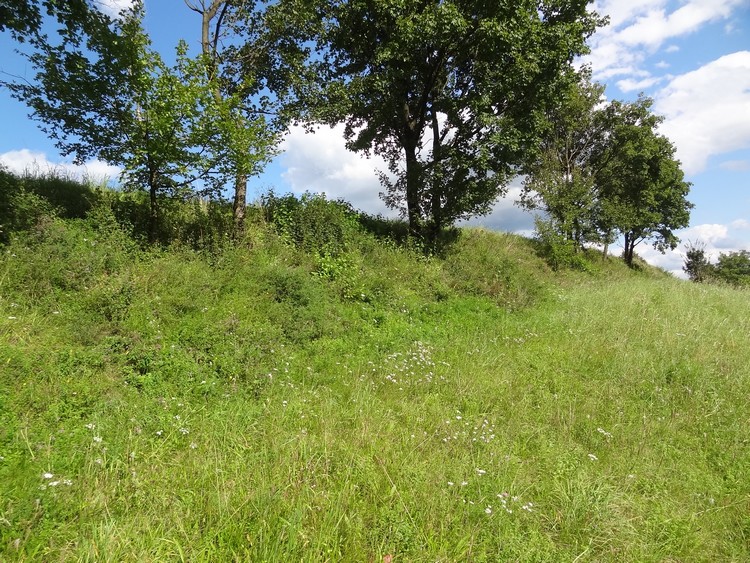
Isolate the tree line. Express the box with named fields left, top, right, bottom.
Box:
left=2, top=0, right=691, bottom=263
left=683, top=244, right=750, bottom=288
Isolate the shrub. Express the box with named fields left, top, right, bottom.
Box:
left=261, top=191, right=360, bottom=257
left=533, top=217, right=591, bottom=272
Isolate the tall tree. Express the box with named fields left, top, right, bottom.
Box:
left=184, top=0, right=281, bottom=234
left=301, top=0, right=602, bottom=245
left=5, top=0, right=278, bottom=241
left=520, top=71, right=608, bottom=251
left=594, top=97, right=693, bottom=266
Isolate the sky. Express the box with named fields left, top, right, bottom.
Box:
left=1, top=0, right=749, bottom=277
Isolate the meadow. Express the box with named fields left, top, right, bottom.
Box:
left=1, top=173, right=748, bottom=561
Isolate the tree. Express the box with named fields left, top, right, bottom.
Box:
left=184, top=0, right=286, bottom=234
left=682, top=241, right=712, bottom=282
left=713, top=250, right=750, bottom=287
left=520, top=71, right=608, bottom=252
left=5, top=0, right=277, bottom=241
left=302, top=0, right=602, bottom=245
left=594, top=96, right=692, bottom=266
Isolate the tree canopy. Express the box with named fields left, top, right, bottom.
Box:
left=521, top=73, right=692, bottom=266
left=4, top=0, right=279, bottom=240
left=594, top=97, right=692, bottom=266
left=300, top=0, right=602, bottom=245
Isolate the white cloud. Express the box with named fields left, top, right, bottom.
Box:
left=616, top=75, right=662, bottom=92
left=637, top=220, right=750, bottom=278
left=720, top=159, right=750, bottom=171
left=585, top=0, right=744, bottom=81
left=94, top=0, right=136, bottom=18
left=654, top=51, right=750, bottom=175
left=0, top=149, right=121, bottom=183
left=279, top=125, right=395, bottom=216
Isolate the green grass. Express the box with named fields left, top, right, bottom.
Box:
left=1, top=193, right=749, bottom=561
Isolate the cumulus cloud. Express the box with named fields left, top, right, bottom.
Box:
left=585, top=0, right=744, bottom=81
left=0, top=149, right=121, bottom=183
left=279, top=125, right=395, bottom=216
left=654, top=51, right=750, bottom=175
left=616, top=76, right=663, bottom=92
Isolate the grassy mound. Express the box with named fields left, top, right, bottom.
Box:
left=1, top=176, right=748, bottom=560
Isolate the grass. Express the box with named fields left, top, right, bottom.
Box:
left=0, top=185, right=748, bottom=561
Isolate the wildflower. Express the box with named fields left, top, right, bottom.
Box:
left=93, top=436, right=102, bottom=443
left=63, top=479, right=72, bottom=486
left=447, top=481, right=454, bottom=486
left=587, top=453, right=598, bottom=461
left=155, top=430, right=163, bottom=436
left=85, top=423, right=96, bottom=430
left=49, top=481, right=60, bottom=487
left=179, top=427, right=189, bottom=435
left=43, top=472, right=53, bottom=479
left=190, top=442, right=197, bottom=449
left=460, top=481, right=468, bottom=486
left=476, top=468, right=486, bottom=475
left=485, top=507, right=492, bottom=514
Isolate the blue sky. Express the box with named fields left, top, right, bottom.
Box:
left=1, top=0, right=749, bottom=276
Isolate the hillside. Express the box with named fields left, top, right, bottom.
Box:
left=1, top=176, right=748, bottom=561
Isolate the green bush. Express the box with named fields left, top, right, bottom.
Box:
left=0, top=168, right=59, bottom=244
left=533, top=217, right=592, bottom=272
left=262, top=191, right=361, bottom=257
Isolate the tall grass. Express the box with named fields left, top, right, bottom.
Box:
left=0, top=180, right=748, bottom=560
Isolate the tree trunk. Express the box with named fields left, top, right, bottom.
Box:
left=148, top=178, right=158, bottom=244
left=404, top=140, right=422, bottom=241
left=233, top=172, right=247, bottom=236
left=623, top=232, right=634, bottom=266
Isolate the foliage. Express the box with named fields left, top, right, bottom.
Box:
left=687, top=247, right=750, bottom=288
left=682, top=241, right=712, bottom=283
left=301, top=0, right=603, bottom=244
left=520, top=72, right=610, bottom=251
left=261, top=191, right=360, bottom=257
left=533, top=216, right=593, bottom=272
left=522, top=78, right=692, bottom=267
left=5, top=1, right=277, bottom=241
left=594, top=96, right=693, bottom=266
left=712, top=250, right=750, bottom=287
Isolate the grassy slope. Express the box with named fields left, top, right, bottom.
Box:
left=1, top=214, right=748, bottom=561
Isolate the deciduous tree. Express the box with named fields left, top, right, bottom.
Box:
left=594, top=97, right=692, bottom=266
left=520, top=72, right=608, bottom=252
left=302, top=0, right=602, bottom=245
